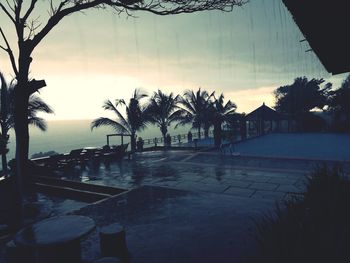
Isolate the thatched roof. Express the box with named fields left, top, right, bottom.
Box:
left=282, top=0, right=350, bottom=75
left=245, top=103, right=284, bottom=121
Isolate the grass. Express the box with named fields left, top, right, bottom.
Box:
left=250, top=165, right=350, bottom=263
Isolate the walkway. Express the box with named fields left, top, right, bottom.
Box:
left=141, top=151, right=308, bottom=201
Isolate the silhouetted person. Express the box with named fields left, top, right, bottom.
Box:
left=187, top=131, right=193, bottom=143
left=229, top=141, right=235, bottom=155
left=137, top=137, right=144, bottom=151
left=166, top=134, right=171, bottom=147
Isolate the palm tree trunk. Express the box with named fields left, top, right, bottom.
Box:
left=161, top=125, right=167, bottom=145
left=214, top=121, right=222, bottom=147
left=204, top=127, right=209, bottom=138
left=131, top=133, right=136, bottom=152
left=162, top=133, right=166, bottom=146
left=0, top=126, right=8, bottom=174
left=1, top=149, right=8, bottom=174
left=198, top=126, right=201, bottom=139
left=0, top=77, right=8, bottom=175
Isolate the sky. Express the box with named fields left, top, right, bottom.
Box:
left=0, top=0, right=348, bottom=120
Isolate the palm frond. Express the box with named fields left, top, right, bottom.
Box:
left=91, top=117, right=129, bottom=134
left=28, top=116, right=47, bottom=131
left=133, top=89, right=148, bottom=101
left=103, top=100, right=130, bottom=130
left=28, top=95, right=54, bottom=115
left=178, top=96, right=196, bottom=115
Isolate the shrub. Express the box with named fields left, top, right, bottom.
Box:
left=251, top=165, right=350, bottom=263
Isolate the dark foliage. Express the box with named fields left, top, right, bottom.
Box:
left=252, top=165, right=350, bottom=263
left=328, top=74, right=350, bottom=132
left=297, top=112, right=327, bottom=132
left=274, top=77, right=330, bottom=115
left=274, top=77, right=331, bottom=132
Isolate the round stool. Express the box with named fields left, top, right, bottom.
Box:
left=5, top=240, right=35, bottom=263
left=99, top=223, right=128, bottom=258
left=94, top=257, right=122, bottom=263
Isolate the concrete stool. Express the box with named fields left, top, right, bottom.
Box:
left=0, top=224, right=9, bottom=236
left=36, top=239, right=82, bottom=263
left=94, top=257, right=122, bottom=263
left=99, top=223, right=128, bottom=258
left=5, top=240, right=35, bottom=263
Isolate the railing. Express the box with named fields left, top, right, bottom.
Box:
left=141, top=130, right=214, bottom=148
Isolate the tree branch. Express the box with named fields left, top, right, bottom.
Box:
left=22, top=0, right=38, bottom=22
left=15, top=0, right=23, bottom=23
left=28, top=79, right=47, bottom=95
left=0, top=3, right=15, bottom=24
left=31, top=0, right=247, bottom=49
left=31, top=0, right=108, bottom=48
left=0, top=27, right=19, bottom=76
left=115, top=0, right=247, bottom=15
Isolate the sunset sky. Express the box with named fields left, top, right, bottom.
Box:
left=0, top=0, right=347, bottom=120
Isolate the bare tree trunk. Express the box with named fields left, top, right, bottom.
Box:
left=198, top=126, right=201, bottom=140
left=14, top=80, right=29, bottom=197
left=12, top=50, right=31, bottom=224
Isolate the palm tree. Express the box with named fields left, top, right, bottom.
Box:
left=274, top=77, right=331, bottom=131
left=202, top=100, right=216, bottom=138
left=146, top=90, right=182, bottom=143
left=0, top=73, right=10, bottom=174
left=212, top=93, right=237, bottom=146
left=328, top=74, right=350, bottom=131
left=0, top=72, right=54, bottom=174
left=91, top=89, right=148, bottom=152
left=177, top=88, right=211, bottom=139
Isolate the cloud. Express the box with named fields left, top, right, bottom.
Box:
left=226, top=85, right=277, bottom=113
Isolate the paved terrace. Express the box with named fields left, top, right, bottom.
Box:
left=70, top=148, right=350, bottom=262
left=7, top=134, right=348, bottom=263
left=81, top=149, right=347, bottom=201
left=139, top=151, right=309, bottom=200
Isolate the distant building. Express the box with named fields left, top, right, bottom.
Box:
left=244, top=103, right=295, bottom=138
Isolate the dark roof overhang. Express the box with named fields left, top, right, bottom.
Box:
left=282, top=0, right=350, bottom=75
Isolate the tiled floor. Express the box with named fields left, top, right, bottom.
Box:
left=61, top=149, right=331, bottom=202
left=76, top=186, right=277, bottom=263
left=134, top=151, right=308, bottom=201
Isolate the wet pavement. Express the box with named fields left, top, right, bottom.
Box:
left=58, top=150, right=326, bottom=202
left=4, top=148, right=348, bottom=262
left=38, top=149, right=348, bottom=262
left=75, top=186, right=275, bottom=263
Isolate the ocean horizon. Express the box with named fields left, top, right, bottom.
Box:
left=7, top=119, right=191, bottom=159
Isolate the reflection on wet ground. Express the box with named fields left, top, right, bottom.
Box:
left=67, top=150, right=350, bottom=262
left=54, top=150, right=326, bottom=202
left=25, top=192, right=87, bottom=216
left=76, top=186, right=275, bottom=263
left=6, top=150, right=344, bottom=263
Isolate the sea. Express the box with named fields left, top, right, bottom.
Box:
left=7, top=119, right=191, bottom=159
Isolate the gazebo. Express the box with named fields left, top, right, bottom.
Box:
left=244, top=103, right=292, bottom=137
